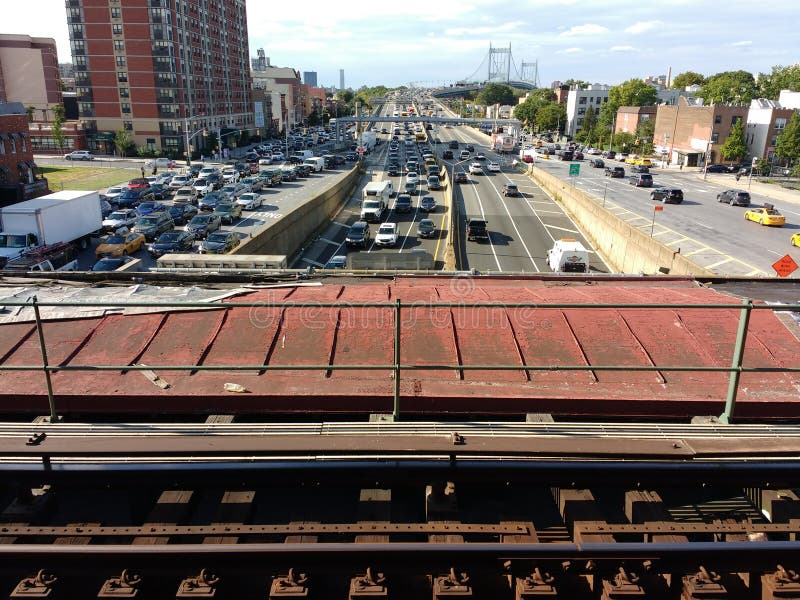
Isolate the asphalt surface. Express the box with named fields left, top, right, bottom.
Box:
left=294, top=100, right=605, bottom=273
left=74, top=160, right=355, bottom=271
left=531, top=153, right=800, bottom=277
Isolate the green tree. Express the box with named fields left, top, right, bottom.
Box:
left=635, top=119, right=655, bottom=156
left=576, top=106, right=597, bottom=145
left=204, top=131, right=219, bottom=154
left=775, top=111, right=800, bottom=165
left=598, top=79, right=657, bottom=135
left=564, top=79, right=590, bottom=90
left=476, top=83, right=515, bottom=107
left=513, top=89, right=556, bottom=129
left=336, top=90, right=354, bottom=104
left=720, top=119, right=747, bottom=162
left=700, top=70, right=757, bottom=104
left=671, top=71, right=705, bottom=90
left=113, top=129, right=134, bottom=157
left=25, top=105, right=36, bottom=123
left=536, top=102, right=566, bottom=133
left=758, top=64, right=800, bottom=100
left=51, top=104, right=66, bottom=152
left=614, top=131, right=636, bottom=154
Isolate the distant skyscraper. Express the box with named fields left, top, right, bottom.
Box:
left=303, top=71, right=318, bottom=87
left=66, top=0, right=253, bottom=154
left=339, top=69, right=345, bottom=91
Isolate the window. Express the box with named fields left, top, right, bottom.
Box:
left=771, top=137, right=778, bottom=147
left=0, top=140, right=5, bottom=155
left=714, top=115, right=722, bottom=124
left=711, top=132, right=719, bottom=143
left=112, top=24, right=123, bottom=35
left=115, top=55, right=126, bottom=67
left=117, top=71, right=127, bottom=82
left=119, top=87, right=129, bottom=98
left=123, top=121, right=133, bottom=131
left=110, top=7, right=121, bottom=18
left=578, top=97, right=587, bottom=105
left=21, top=137, right=26, bottom=152
left=775, top=118, right=787, bottom=131
left=9, top=136, right=16, bottom=153
left=114, top=40, right=124, bottom=52
left=121, top=103, right=131, bottom=114
left=731, top=116, right=742, bottom=125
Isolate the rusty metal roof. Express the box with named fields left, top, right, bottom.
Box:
left=0, top=277, right=798, bottom=419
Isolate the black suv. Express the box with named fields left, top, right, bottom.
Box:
left=604, top=166, right=625, bottom=178
left=466, top=218, right=489, bottom=242
left=394, top=194, right=412, bottom=213
left=448, top=140, right=459, bottom=149
left=650, top=188, right=684, bottom=204
left=345, top=221, right=371, bottom=248
left=442, top=150, right=453, bottom=159
left=717, top=189, right=751, bottom=206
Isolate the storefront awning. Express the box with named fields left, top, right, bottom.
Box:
left=19, top=132, right=29, bottom=139
left=91, top=132, right=115, bottom=141
left=0, top=133, right=9, bottom=141
left=10, top=133, right=19, bottom=140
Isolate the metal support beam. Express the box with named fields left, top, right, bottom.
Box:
left=720, top=298, right=753, bottom=424
left=31, top=297, right=58, bottom=423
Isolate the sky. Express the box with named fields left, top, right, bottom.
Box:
left=4, top=0, right=799, bottom=89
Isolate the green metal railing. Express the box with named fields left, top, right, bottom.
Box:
left=1, top=296, right=799, bottom=423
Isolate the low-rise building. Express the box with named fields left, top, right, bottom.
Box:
left=0, top=102, right=48, bottom=205
left=653, top=97, right=748, bottom=167
left=615, top=106, right=657, bottom=134
left=746, top=99, right=796, bottom=163
left=566, top=85, right=610, bottom=137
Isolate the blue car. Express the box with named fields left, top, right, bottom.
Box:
left=137, top=201, right=168, bottom=215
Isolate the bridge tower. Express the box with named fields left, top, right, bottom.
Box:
left=520, top=61, right=540, bottom=88
left=487, top=43, right=512, bottom=83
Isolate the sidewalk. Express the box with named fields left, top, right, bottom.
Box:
left=681, top=167, right=800, bottom=206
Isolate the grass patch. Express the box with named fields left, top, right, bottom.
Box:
left=40, top=166, right=140, bottom=191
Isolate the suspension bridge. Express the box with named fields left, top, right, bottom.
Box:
left=413, top=43, right=540, bottom=97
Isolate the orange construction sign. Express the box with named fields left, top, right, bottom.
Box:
left=772, top=254, right=799, bottom=278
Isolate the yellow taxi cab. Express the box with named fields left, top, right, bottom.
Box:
left=744, top=204, right=786, bottom=227
left=535, top=140, right=543, bottom=148
left=791, top=232, right=800, bottom=247
left=95, top=231, right=146, bottom=258
left=625, top=155, right=639, bottom=165
left=635, top=157, right=652, bottom=167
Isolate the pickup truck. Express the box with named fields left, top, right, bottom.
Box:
left=466, top=218, right=489, bottom=242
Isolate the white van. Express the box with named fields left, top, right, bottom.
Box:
left=361, top=181, right=392, bottom=222
left=304, top=157, right=325, bottom=172
left=546, top=238, right=590, bottom=273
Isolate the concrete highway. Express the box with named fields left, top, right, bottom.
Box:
left=295, top=96, right=606, bottom=273
left=533, top=156, right=800, bottom=276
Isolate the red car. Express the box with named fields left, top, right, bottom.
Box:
left=128, top=178, right=150, bottom=190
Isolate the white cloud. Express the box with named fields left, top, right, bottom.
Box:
left=624, top=21, right=660, bottom=34
left=610, top=45, right=637, bottom=52
left=731, top=40, right=753, bottom=46
left=558, top=24, right=608, bottom=37
left=445, top=21, right=526, bottom=37
left=555, top=47, right=583, bottom=54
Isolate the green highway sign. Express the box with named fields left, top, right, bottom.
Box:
left=569, top=163, right=580, bottom=176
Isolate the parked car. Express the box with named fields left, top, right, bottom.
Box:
left=91, top=256, right=135, bottom=271
left=132, top=211, right=174, bottom=241
left=213, top=202, right=243, bottom=225
left=345, top=221, right=371, bottom=248
left=167, top=204, right=198, bottom=226
left=128, top=178, right=150, bottom=191
left=136, top=201, right=167, bottom=216
left=95, top=231, right=146, bottom=258
left=222, top=168, right=240, bottom=183
left=102, top=209, right=139, bottom=232
left=375, top=222, right=399, bottom=247
left=147, top=230, right=196, bottom=257
left=198, top=191, right=224, bottom=211
left=187, top=213, right=222, bottom=238
left=717, top=189, right=751, bottom=206
left=705, top=164, right=728, bottom=173
left=220, top=183, right=246, bottom=201
left=193, top=178, right=214, bottom=196
left=650, top=188, right=684, bottom=204
left=64, top=150, right=95, bottom=161
left=169, top=174, right=193, bottom=189
left=101, top=186, right=128, bottom=205
left=200, top=230, right=241, bottom=254
left=236, top=193, right=263, bottom=210
left=116, top=188, right=153, bottom=208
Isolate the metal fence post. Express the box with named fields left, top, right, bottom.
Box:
left=393, top=298, right=401, bottom=421
left=719, top=298, right=753, bottom=424
left=31, top=296, right=59, bottom=423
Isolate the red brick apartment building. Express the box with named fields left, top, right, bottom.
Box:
left=66, top=0, right=254, bottom=155
left=654, top=97, right=749, bottom=167
left=0, top=103, right=48, bottom=205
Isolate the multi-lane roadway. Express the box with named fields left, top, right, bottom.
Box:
left=294, top=99, right=607, bottom=273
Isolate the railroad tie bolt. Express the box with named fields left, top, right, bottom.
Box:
left=12, top=569, right=57, bottom=597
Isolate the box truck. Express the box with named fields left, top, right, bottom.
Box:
left=360, top=130, right=377, bottom=152
left=546, top=238, right=590, bottom=273
left=360, top=180, right=392, bottom=222
left=303, top=157, right=325, bottom=172
left=0, top=190, right=102, bottom=267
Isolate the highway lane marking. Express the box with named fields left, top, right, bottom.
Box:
left=302, top=258, right=325, bottom=268
left=463, top=174, right=502, bottom=271
left=705, top=257, right=733, bottom=269
left=545, top=224, right=580, bottom=234
left=664, top=236, right=689, bottom=245
left=319, top=237, right=340, bottom=246
left=534, top=209, right=571, bottom=215
left=332, top=221, right=350, bottom=228
left=695, top=221, right=714, bottom=230
left=765, top=249, right=783, bottom=256
left=684, top=247, right=713, bottom=257
left=483, top=173, right=541, bottom=271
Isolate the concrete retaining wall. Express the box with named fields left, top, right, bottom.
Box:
left=529, top=166, right=714, bottom=276
left=233, top=167, right=361, bottom=258
left=441, top=167, right=457, bottom=270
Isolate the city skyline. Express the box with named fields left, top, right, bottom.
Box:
left=2, top=0, right=799, bottom=89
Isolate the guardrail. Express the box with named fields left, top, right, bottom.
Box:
left=1, top=296, right=798, bottom=424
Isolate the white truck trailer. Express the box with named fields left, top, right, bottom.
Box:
left=360, top=180, right=392, bottom=222
left=0, top=190, right=102, bottom=267
left=546, top=238, right=590, bottom=273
